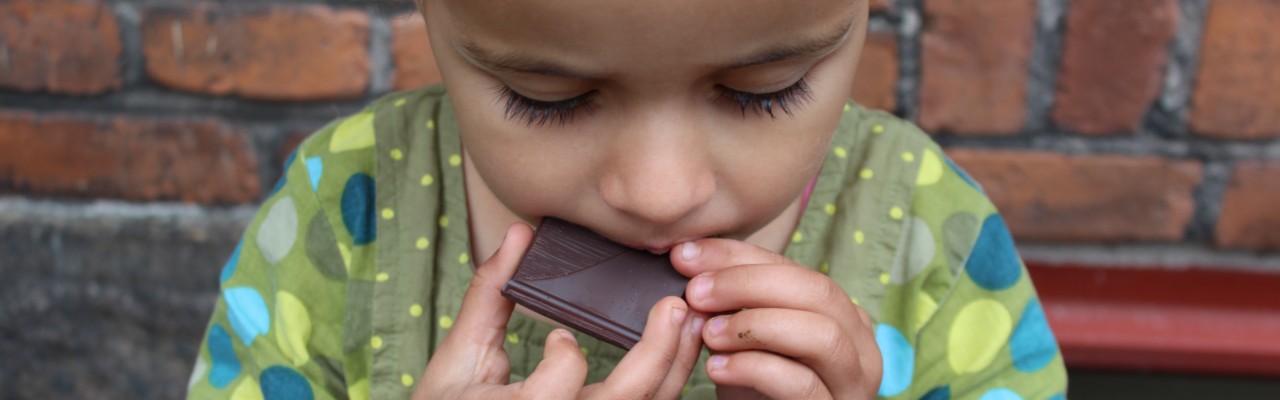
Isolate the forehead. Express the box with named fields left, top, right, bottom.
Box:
left=437, top=0, right=860, bottom=73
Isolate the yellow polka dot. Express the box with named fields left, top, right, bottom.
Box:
left=394, top=98, right=406, bottom=107
left=917, top=148, right=943, bottom=186
left=916, top=293, right=939, bottom=332
left=833, top=146, right=848, bottom=158
left=684, top=384, right=691, bottom=394
left=390, top=148, right=403, bottom=160
left=844, top=103, right=852, bottom=112
left=416, top=237, right=429, bottom=250
left=819, top=262, right=830, bottom=274
left=791, top=232, right=803, bottom=243
left=427, top=120, right=436, bottom=130
left=948, top=299, right=1012, bottom=374
left=880, top=272, right=891, bottom=285
left=274, top=291, right=312, bottom=366
left=850, top=296, right=860, bottom=305
left=347, top=379, right=369, bottom=400
left=902, top=151, right=916, bottom=163
left=854, top=230, right=865, bottom=244
left=872, top=124, right=885, bottom=134
left=580, top=347, right=589, bottom=356
left=439, top=315, right=454, bottom=329
left=410, top=304, right=423, bottom=317
left=824, top=203, right=837, bottom=215
left=338, top=243, right=352, bottom=272
left=890, top=206, right=904, bottom=220
left=448, top=154, right=462, bottom=166
left=381, top=208, right=395, bottom=220
left=401, top=373, right=414, bottom=387
left=860, top=168, right=874, bottom=180
left=376, top=272, right=389, bottom=282
left=438, top=215, right=449, bottom=228
left=507, top=332, right=520, bottom=344
left=329, top=110, right=375, bottom=153
left=370, top=336, right=383, bottom=349
left=420, top=174, right=434, bottom=186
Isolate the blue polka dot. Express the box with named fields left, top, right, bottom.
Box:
left=1011, top=299, right=1059, bottom=372
left=919, top=386, right=950, bottom=400
left=945, top=156, right=982, bottom=192
left=224, top=287, right=270, bottom=346
left=207, top=324, right=240, bottom=389
left=341, top=173, right=376, bottom=245
left=261, top=366, right=314, bottom=400
left=219, top=241, right=242, bottom=285
left=978, top=388, right=1023, bottom=400
left=965, top=214, right=1022, bottom=291
left=305, top=157, right=324, bottom=192
left=1048, top=394, right=1065, bottom=400
left=876, top=324, right=915, bottom=397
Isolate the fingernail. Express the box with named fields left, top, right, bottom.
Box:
left=557, top=329, right=577, bottom=344
left=687, top=315, right=706, bottom=336
left=671, top=306, right=687, bottom=325
left=707, top=316, right=726, bottom=336
left=690, top=275, right=712, bottom=302
left=707, top=355, right=727, bottom=371
left=681, top=242, right=700, bottom=262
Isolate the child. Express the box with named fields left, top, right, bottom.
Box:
left=188, top=0, right=1067, bottom=398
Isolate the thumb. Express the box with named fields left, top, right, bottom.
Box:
left=447, top=222, right=535, bottom=349
left=517, top=329, right=588, bottom=398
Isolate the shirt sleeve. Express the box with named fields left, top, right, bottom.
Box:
left=186, top=131, right=356, bottom=400
left=876, top=144, right=1068, bottom=400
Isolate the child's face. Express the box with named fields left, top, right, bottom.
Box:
left=424, top=0, right=867, bottom=252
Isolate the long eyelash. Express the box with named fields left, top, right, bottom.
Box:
left=718, top=78, right=813, bottom=118
left=497, top=85, right=592, bottom=127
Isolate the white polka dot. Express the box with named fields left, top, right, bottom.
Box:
left=256, top=197, right=298, bottom=264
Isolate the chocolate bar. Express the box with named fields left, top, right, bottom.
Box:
left=501, top=218, right=690, bottom=349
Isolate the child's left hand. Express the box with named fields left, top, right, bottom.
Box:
left=672, top=239, right=883, bottom=400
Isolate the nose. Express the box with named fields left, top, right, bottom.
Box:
left=599, top=108, right=716, bottom=226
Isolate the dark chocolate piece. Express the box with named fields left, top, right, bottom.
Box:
left=501, top=218, right=689, bottom=349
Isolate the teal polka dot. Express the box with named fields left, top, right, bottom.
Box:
left=260, top=366, right=314, bottom=400
left=305, top=157, right=324, bottom=191
left=920, top=386, right=950, bottom=400
left=978, top=388, right=1023, bottom=400
left=341, top=173, right=377, bottom=245
left=219, top=241, right=242, bottom=284
left=876, top=324, right=914, bottom=397
left=224, top=287, right=269, bottom=346
left=207, top=324, right=240, bottom=389
left=1049, top=393, right=1065, bottom=400
left=965, top=214, right=1022, bottom=291
left=1011, top=299, right=1059, bottom=372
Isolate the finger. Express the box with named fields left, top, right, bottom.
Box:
left=702, top=309, right=876, bottom=399
left=515, top=329, right=588, bottom=398
left=587, top=296, right=692, bottom=398
left=685, top=264, right=858, bottom=332
left=705, top=350, right=833, bottom=400
left=671, top=238, right=798, bottom=277
left=653, top=310, right=707, bottom=399
left=445, top=223, right=535, bottom=349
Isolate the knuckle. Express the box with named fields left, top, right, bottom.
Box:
left=796, top=371, right=828, bottom=400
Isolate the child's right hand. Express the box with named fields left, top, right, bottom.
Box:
left=413, top=223, right=706, bottom=400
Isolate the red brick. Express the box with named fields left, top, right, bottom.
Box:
left=1053, top=0, right=1178, bottom=135
left=1216, top=161, right=1280, bottom=250
left=277, top=130, right=313, bottom=165
left=919, top=0, right=1036, bottom=135
left=142, top=4, right=370, bottom=101
left=947, top=149, right=1203, bottom=242
left=0, top=0, right=122, bottom=95
left=1189, top=0, right=1280, bottom=139
left=852, top=32, right=898, bottom=112
left=392, top=12, right=442, bottom=91
left=0, top=111, right=260, bottom=204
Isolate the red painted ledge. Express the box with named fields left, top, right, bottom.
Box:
left=1027, top=262, right=1280, bottom=377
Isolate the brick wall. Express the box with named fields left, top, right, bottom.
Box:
left=2, top=0, right=1279, bottom=398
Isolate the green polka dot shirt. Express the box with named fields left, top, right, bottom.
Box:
left=187, top=86, right=1068, bottom=399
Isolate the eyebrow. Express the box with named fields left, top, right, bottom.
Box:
left=457, top=17, right=858, bottom=80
